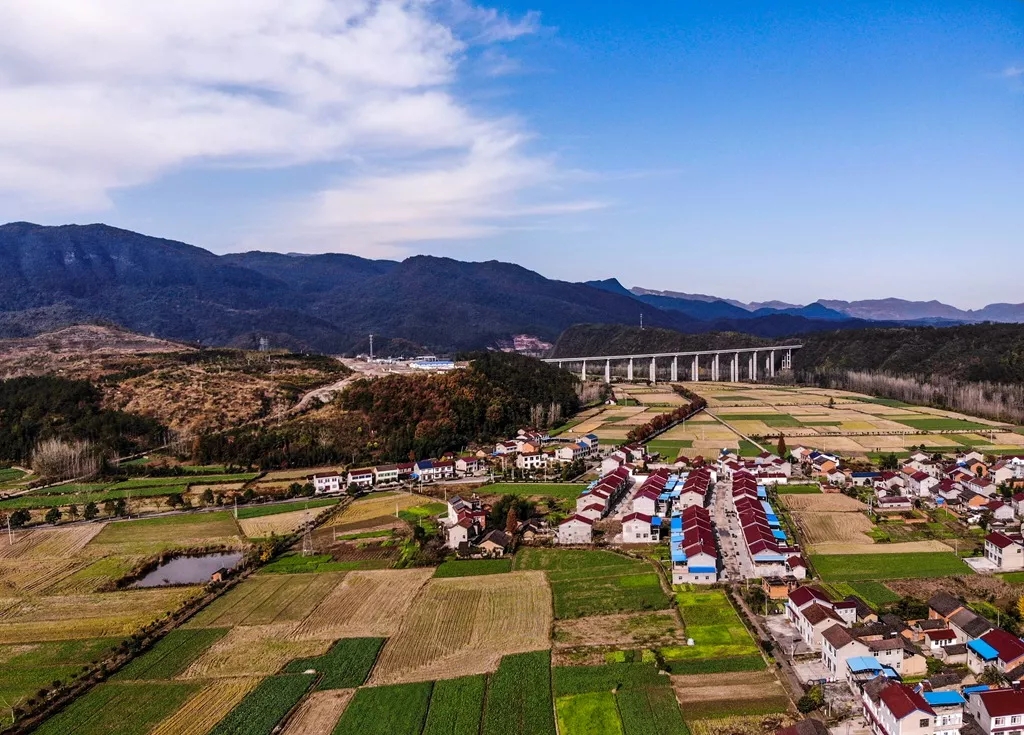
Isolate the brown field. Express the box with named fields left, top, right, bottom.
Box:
left=262, top=467, right=339, bottom=482
left=792, top=512, right=875, bottom=546
left=91, top=514, right=244, bottom=554
left=0, top=586, right=201, bottom=643
left=292, top=568, right=433, bottom=640
left=0, top=557, right=92, bottom=595
left=149, top=677, right=261, bottom=735
left=0, top=525, right=105, bottom=559
left=369, top=571, right=552, bottom=685
left=188, top=573, right=344, bottom=628
left=281, top=689, right=355, bottom=735
left=688, top=715, right=796, bottom=735
left=326, top=493, right=425, bottom=526
left=553, top=611, right=685, bottom=650
left=181, top=624, right=329, bottom=678
left=811, top=540, right=955, bottom=555
left=238, top=509, right=316, bottom=538
left=673, top=670, right=788, bottom=707
left=778, top=494, right=866, bottom=512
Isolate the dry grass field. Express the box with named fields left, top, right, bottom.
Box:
left=0, top=525, right=105, bottom=559
left=792, top=512, right=875, bottom=546
left=552, top=611, right=686, bottom=650
left=0, top=587, right=201, bottom=643
left=778, top=494, right=866, bottom=512
left=181, top=624, right=329, bottom=678
left=280, top=689, right=355, bottom=735
left=239, top=509, right=316, bottom=538
left=369, top=571, right=552, bottom=685
left=326, top=493, right=426, bottom=527
left=188, top=573, right=344, bottom=628
left=292, top=568, right=433, bottom=640
left=149, top=677, right=261, bottom=735
left=673, top=670, right=788, bottom=709
left=812, top=540, right=955, bottom=555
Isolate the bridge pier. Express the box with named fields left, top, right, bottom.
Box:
left=627, top=358, right=633, bottom=381
left=732, top=353, right=738, bottom=382
left=650, top=357, right=656, bottom=383
left=713, top=353, right=720, bottom=381
left=770, top=350, right=776, bottom=378
left=671, top=357, right=678, bottom=382
left=604, top=360, right=611, bottom=383
left=752, top=351, right=758, bottom=382
left=581, top=360, right=587, bottom=381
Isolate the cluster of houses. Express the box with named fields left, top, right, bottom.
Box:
left=309, top=454, right=486, bottom=493
left=495, top=430, right=601, bottom=471
left=557, top=467, right=632, bottom=544
left=719, top=450, right=795, bottom=484
left=785, top=585, right=1024, bottom=735
left=670, top=505, right=718, bottom=584
left=440, top=494, right=513, bottom=557
left=732, top=469, right=808, bottom=579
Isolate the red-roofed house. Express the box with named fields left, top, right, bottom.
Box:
left=862, top=680, right=948, bottom=735
left=622, top=512, right=654, bottom=543
left=986, top=532, right=1024, bottom=571
left=968, top=629, right=1024, bottom=675
left=967, top=688, right=1024, bottom=735
left=988, top=501, right=1015, bottom=522
left=557, top=515, right=594, bottom=545
left=908, top=471, right=940, bottom=497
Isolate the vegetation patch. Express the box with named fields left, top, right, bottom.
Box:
left=208, top=673, right=314, bottom=735
left=422, top=675, right=486, bottom=735
left=553, top=663, right=664, bottom=696
left=775, top=484, right=821, bottom=495
left=433, top=559, right=512, bottom=578
left=556, top=692, right=624, bottom=735
left=188, top=573, right=344, bottom=628
left=235, top=497, right=338, bottom=519
left=114, top=628, right=229, bottom=680
left=666, top=589, right=762, bottom=666
left=333, top=682, right=433, bottom=735
left=810, top=552, right=971, bottom=582
left=0, top=639, right=119, bottom=719
left=33, top=681, right=202, bottom=735
left=258, top=553, right=365, bottom=575
left=617, top=686, right=690, bottom=735
left=283, top=637, right=384, bottom=689
left=481, top=650, right=556, bottom=735
left=677, top=697, right=791, bottom=720
left=482, top=483, right=587, bottom=499
left=894, top=417, right=992, bottom=431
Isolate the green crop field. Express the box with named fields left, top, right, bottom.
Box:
left=646, top=440, right=694, bottom=459
left=434, top=559, right=512, bottom=578
left=514, top=548, right=640, bottom=572
left=482, top=483, right=587, bottom=500
left=999, top=571, right=1024, bottom=584
left=284, top=637, right=384, bottom=689
left=210, top=674, right=315, bottom=735
left=617, top=687, right=689, bottom=735
left=33, top=681, right=201, bottom=735
left=235, top=497, right=338, bottom=519
left=546, top=562, right=669, bottom=619
left=334, top=682, right=433, bottom=735
left=776, top=484, right=821, bottom=495
left=894, top=417, right=993, bottom=432
left=553, top=663, right=663, bottom=697
left=114, top=628, right=229, bottom=680
left=556, top=692, right=623, bottom=735
left=422, top=676, right=486, bottom=735
left=0, top=467, right=27, bottom=485
left=481, top=651, right=556, bottom=735
left=738, top=440, right=763, bottom=457
left=821, top=581, right=900, bottom=608
left=811, top=552, right=972, bottom=582
left=257, top=553, right=377, bottom=574
left=661, top=589, right=764, bottom=673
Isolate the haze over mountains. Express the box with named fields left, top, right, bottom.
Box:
left=1, top=222, right=1022, bottom=355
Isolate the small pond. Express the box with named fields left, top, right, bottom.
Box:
left=130, top=551, right=244, bottom=588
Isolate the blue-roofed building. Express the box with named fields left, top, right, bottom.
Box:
left=922, top=691, right=966, bottom=707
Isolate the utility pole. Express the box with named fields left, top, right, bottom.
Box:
left=233, top=496, right=238, bottom=520
left=6, top=514, right=11, bottom=545
left=369, top=334, right=374, bottom=361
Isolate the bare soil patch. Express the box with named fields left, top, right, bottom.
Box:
left=553, top=611, right=685, bottom=649
left=779, top=494, right=866, bottom=512
left=281, top=689, right=355, bottom=735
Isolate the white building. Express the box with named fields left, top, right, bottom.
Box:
left=557, top=515, right=594, bottom=545
left=310, top=472, right=343, bottom=494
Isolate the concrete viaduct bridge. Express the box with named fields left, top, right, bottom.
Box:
left=544, top=344, right=802, bottom=383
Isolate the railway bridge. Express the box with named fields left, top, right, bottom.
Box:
left=543, top=344, right=802, bottom=383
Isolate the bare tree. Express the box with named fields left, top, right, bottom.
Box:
left=31, top=438, right=101, bottom=481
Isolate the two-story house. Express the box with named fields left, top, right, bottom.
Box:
left=967, top=688, right=1024, bottom=735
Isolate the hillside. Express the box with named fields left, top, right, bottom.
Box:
left=1, top=222, right=884, bottom=353
left=0, top=326, right=350, bottom=433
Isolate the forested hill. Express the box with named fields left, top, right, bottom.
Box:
left=793, top=323, right=1024, bottom=383
left=548, top=324, right=785, bottom=358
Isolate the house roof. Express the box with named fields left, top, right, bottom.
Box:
left=879, top=682, right=935, bottom=719
left=921, top=691, right=966, bottom=707
left=924, top=630, right=957, bottom=641
left=777, top=720, right=831, bottom=735
left=986, top=532, right=1016, bottom=549
left=929, top=591, right=964, bottom=617
left=478, top=529, right=511, bottom=548
left=560, top=514, right=594, bottom=526
left=788, top=585, right=831, bottom=608
left=976, top=688, right=1024, bottom=718
left=868, top=638, right=905, bottom=652
left=822, top=624, right=856, bottom=649
left=622, top=512, right=653, bottom=524
left=803, top=603, right=843, bottom=626
left=981, top=629, right=1024, bottom=663
left=950, top=608, right=994, bottom=638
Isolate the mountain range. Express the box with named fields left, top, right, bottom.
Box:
left=617, top=284, right=1024, bottom=324
left=1, top=222, right=1019, bottom=355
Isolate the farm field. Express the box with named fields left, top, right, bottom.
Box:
left=811, top=551, right=973, bottom=581
left=662, top=588, right=765, bottom=674
left=208, top=673, right=315, bottom=735
left=149, top=677, right=262, bottom=735
left=235, top=497, right=339, bottom=520
left=673, top=670, right=791, bottom=720
left=421, top=676, right=487, bottom=735
left=333, top=682, right=433, bottom=735
left=433, top=558, right=512, bottom=577
left=238, top=509, right=320, bottom=538
left=327, top=492, right=429, bottom=526
left=370, top=572, right=552, bottom=685
left=515, top=548, right=669, bottom=619
left=479, top=483, right=586, bottom=499
left=91, top=512, right=244, bottom=554
left=820, top=581, right=900, bottom=609
left=32, top=681, right=203, bottom=735
left=280, top=689, right=355, bottom=735
left=284, top=637, right=384, bottom=689
left=481, top=650, right=556, bottom=735
left=679, top=382, right=1014, bottom=457
left=552, top=611, right=686, bottom=652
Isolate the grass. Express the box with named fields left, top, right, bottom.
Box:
left=662, top=589, right=763, bottom=672
left=33, top=681, right=202, bottom=735
left=852, top=397, right=912, bottom=408
left=113, top=628, right=229, bottom=680
left=0, top=467, right=27, bottom=485
left=894, top=417, right=993, bottom=431
left=617, top=687, right=689, bottom=735
left=258, top=552, right=381, bottom=574
left=775, top=484, right=821, bottom=495
left=283, top=637, right=384, bottom=689
left=0, top=639, right=119, bottom=719
left=738, top=440, right=763, bottom=458
left=553, top=663, right=663, bottom=696
left=210, top=674, right=314, bottom=735
left=92, top=511, right=240, bottom=546
left=482, top=483, right=587, bottom=499
left=846, top=581, right=901, bottom=607
left=434, top=559, right=513, bottom=578
left=646, top=440, right=694, bottom=459
left=514, top=548, right=639, bottom=572
left=333, top=682, right=433, bottom=735
left=810, top=552, right=972, bottom=582
left=336, top=529, right=394, bottom=541
left=556, top=692, right=624, bottom=735
left=999, top=571, right=1024, bottom=584
left=481, top=651, right=556, bottom=735
left=235, top=497, right=338, bottom=519
left=422, top=676, right=486, bottom=735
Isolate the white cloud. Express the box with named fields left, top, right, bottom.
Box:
left=1003, top=65, right=1024, bottom=78
left=0, top=0, right=585, bottom=253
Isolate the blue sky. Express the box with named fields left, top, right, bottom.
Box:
left=0, top=1, right=1021, bottom=307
